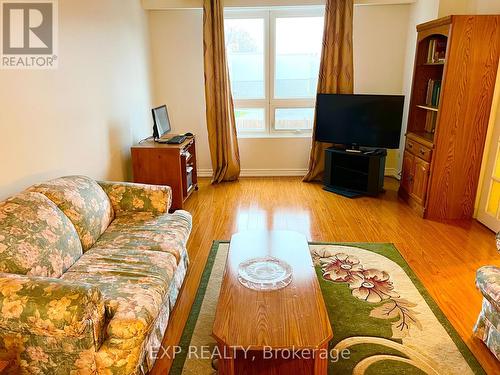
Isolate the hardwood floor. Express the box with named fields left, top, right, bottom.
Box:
left=151, top=177, right=500, bottom=374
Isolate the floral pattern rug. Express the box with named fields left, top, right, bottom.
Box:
left=171, top=242, right=485, bottom=375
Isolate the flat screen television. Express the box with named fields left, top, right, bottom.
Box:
left=315, top=94, right=404, bottom=149
left=152, top=105, right=171, bottom=139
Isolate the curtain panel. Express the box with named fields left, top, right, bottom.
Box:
left=303, top=0, right=354, bottom=182
left=203, top=0, right=241, bottom=183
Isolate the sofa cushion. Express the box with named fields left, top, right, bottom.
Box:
left=30, top=176, right=114, bottom=251
left=98, top=181, right=172, bottom=216
left=93, top=210, right=192, bottom=264
left=476, top=266, right=500, bottom=310
left=61, top=247, right=178, bottom=345
left=0, top=191, right=83, bottom=277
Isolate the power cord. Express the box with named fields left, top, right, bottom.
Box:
left=138, top=136, right=154, bottom=144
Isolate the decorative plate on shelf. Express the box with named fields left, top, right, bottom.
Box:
left=237, top=256, right=292, bottom=291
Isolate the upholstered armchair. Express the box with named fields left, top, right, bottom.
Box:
left=473, top=233, right=500, bottom=360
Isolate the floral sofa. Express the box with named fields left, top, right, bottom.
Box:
left=0, top=176, right=192, bottom=374
left=474, top=265, right=500, bottom=360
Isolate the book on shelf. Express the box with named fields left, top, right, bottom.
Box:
left=427, top=38, right=446, bottom=64
left=424, top=110, right=437, bottom=133
left=425, top=79, right=441, bottom=107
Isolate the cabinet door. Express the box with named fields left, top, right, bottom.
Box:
left=411, top=158, right=430, bottom=205
left=401, top=151, right=415, bottom=194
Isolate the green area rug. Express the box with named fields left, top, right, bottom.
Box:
left=171, top=242, right=485, bottom=374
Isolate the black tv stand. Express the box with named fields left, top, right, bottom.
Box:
left=323, top=147, right=386, bottom=198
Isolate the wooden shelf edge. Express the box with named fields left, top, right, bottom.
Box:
left=417, top=15, right=452, bottom=32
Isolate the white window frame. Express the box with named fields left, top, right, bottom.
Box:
left=224, top=7, right=325, bottom=138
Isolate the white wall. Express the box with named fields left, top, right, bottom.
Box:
left=148, top=10, right=212, bottom=171
left=439, top=0, right=500, bottom=16
left=474, top=0, right=500, bottom=13
left=148, top=4, right=411, bottom=176
left=0, top=0, right=152, bottom=199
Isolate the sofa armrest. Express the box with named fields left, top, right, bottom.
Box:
left=476, top=266, right=500, bottom=311
left=0, top=273, right=105, bottom=346
left=98, top=181, right=172, bottom=216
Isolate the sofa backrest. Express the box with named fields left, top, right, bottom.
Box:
left=0, top=191, right=83, bottom=277
left=29, top=176, right=114, bottom=251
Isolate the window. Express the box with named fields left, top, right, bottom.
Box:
left=225, top=18, right=265, bottom=99
left=224, top=8, right=324, bottom=137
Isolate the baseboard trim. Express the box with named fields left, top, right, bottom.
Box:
left=384, top=168, right=400, bottom=179
left=198, top=168, right=401, bottom=178
left=198, top=168, right=308, bottom=177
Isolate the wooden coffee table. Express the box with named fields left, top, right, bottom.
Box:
left=212, top=231, right=333, bottom=375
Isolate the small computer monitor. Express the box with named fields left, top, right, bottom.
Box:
left=152, top=105, right=171, bottom=139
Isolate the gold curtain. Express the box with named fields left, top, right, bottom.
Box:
left=303, top=0, right=354, bottom=182
left=203, top=0, right=241, bottom=183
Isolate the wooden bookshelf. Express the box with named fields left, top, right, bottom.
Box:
left=407, top=29, right=447, bottom=137
left=399, top=15, right=500, bottom=220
